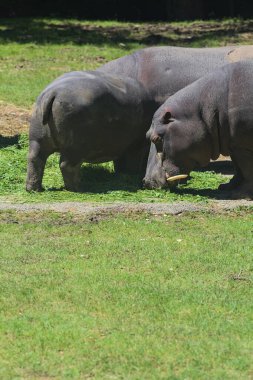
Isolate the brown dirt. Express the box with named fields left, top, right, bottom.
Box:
left=0, top=101, right=31, bottom=136
left=0, top=200, right=252, bottom=220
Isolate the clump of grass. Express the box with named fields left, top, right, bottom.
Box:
left=0, top=134, right=227, bottom=203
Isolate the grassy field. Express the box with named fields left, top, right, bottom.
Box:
left=0, top=18, right=253, bottom=380
left=0, top=210, right=253, bottom=379
left=1, top=18, right=251, bottom=202
left=0, top=18, right=253, bottom=107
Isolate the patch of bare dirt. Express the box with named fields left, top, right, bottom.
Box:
left=0, top=200, right=252, bottom=221
left=0, top=101, right=31, bottom=136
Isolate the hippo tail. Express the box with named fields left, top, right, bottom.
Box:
left=39, top=91, right=56, bottom=125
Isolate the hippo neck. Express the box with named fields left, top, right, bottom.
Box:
left=200, top=72, right=230, bottom=158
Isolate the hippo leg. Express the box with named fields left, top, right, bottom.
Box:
left=26, top=140, right=51, bottom=192
left=114, top=141, right=150, bottom=176
left=59, top=155, right=82, bottom=192
left=229, top=149, right=253, bottom=199
left=218, top=156, right=243, bottom=191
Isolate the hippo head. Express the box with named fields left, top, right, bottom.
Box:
left=143, top=102, right=213, bottom=189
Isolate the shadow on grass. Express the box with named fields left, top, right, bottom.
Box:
left=197, top=160, right=235, bottom=175
left=175, top=187, right=232, bottom=200
left=47, top=165, right=142, bottom=193
left=1, top=18, right=253, bottom=46
left=44, top=161, right=235, bottom=195
left=0, top=134, right=20, bottom=148
left=176, top=161, right=235, bottom=200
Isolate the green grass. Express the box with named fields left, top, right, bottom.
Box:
left=0, top=18, right=143, bottom=107
left=0, top=211, right=252, bottom=379
left=0, top=41, right=134, bottom=108
left=0, top=134, right=227, bottom=203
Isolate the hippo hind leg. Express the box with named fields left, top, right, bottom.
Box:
left=228, top=149, right=253, bottom=199
left=26, top=140, right=51, bottom=192
left=218, top=155, right=243, bottom=191
left=59, top=154, right=82, bottom=192
left=114, top=141, right=150, bottom=176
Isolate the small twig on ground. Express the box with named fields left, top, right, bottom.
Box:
left=230, top=269, right=251, bottom=282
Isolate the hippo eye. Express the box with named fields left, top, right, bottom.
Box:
left=162, top=111, right=172, bottom=125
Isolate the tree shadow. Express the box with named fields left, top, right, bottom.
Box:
left=1, top=18, right=253, bottom=46
left=0, top=18, right=135, bottom=45
left=0, top=134, right=20, bottom=148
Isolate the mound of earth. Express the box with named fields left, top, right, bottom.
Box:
left=0, top=101, right=31, bottom=136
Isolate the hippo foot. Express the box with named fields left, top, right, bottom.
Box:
left=60, top=159, right=81, bottom=192
left=229, top=183, right=253, bottom=200
left=26, top=182, right=44, bottom=192
left=218, top=175, right=243, bottom=191
left=64, top=183, right=81, bottom=192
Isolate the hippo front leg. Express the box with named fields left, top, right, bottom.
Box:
left=59, top=155, right=82, bottom=192
left=26, top=141, right=49, bottom=192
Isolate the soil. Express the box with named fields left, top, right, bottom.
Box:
left=0, top=101, right=31, bottom=136
left=0, top=200, right=252, bottom=219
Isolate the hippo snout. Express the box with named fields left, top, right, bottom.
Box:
left=146, top=129, right=152, bottom=139
left=142, top=176, right=168, bottom=190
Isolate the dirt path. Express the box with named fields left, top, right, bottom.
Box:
left=0, top=199, right=252, bottom=217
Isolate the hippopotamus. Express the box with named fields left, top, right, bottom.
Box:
left=26, top=45, right=253, bottom=191
left=145, top=60, right=253, bottom=199
left=26, top=70, right=152, bottom=191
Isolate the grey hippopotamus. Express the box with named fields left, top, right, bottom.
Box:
left=26, top=45, right=253, bottom=191
left=145, top=60, right=253, bottom=199
left=26, top=70, right=152, bottom=191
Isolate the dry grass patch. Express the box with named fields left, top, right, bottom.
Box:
left=0, top=101, right=30, bottom=136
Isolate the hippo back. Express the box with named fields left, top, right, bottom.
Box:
left=99, top=45, right=253, bottom=106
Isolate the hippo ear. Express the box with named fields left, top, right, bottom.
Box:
left=162, top=111, right=172, bottom=125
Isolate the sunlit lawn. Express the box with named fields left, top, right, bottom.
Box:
left=0, top=211, right=252, bottom=379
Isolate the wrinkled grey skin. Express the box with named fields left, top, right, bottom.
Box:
left=145, top=61, right=253, bottom=199
left=100, top=46, right=250, bottom=174
left=26, top=71, right=152, bottom=191
left=27, top=45, right=252, bottom=191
